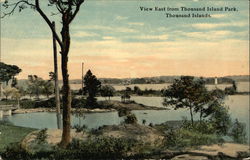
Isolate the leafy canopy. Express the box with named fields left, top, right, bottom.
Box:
left=0, top=62, right=22, bottom=84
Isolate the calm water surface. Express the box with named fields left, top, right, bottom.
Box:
left=70, top=82, right=249, bottom=92
left=1, top=95, right=249, bottom=142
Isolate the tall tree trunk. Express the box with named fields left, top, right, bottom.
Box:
left=0, top=82, right=2, bottom=98
left=60, top=14, right=71, bottom=148
left=189, top=106, right=194, bottom=126
left=52, top=22, right=62, bottom=129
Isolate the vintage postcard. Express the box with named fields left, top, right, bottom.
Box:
left=0, top=0, right=249, bottom=159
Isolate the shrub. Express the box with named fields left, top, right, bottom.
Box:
left=71, top=97, right=86, bottom=108
left=20, top=100, right=36, bottom=109
left=67, top=136, right=140, bottom=158
left=34, top=98, right=56, bottom=108
left=164, top=128, right=222, bottom=149
left=124, top=114, right=138, bottom=124
left=118, top=108, right=131, bottom=117
left=72, top=124, right=87, bottom=132
left=237, top=151, right=250, bottom=159
left=230, top=119, right=247, bottom=144
left=1, top=143, right=31, bottom=160
left=182, top=120, right=215, bottom=134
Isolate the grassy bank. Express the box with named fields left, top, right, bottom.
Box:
left=0, top=122, right=36, bottom=152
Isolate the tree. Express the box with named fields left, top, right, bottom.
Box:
left=133, top=86, right=142, bottom=95
left=2, top=87, right=14, bottom=100
left=2, top=87, right=20, bottom=105
left=100, top=85, right=115, bottom=100
left=207, top=104, right=231, bottom=135
left=42, top=80, right=54, bottom=98
left=2, top=0, right=85, bottom=147
left=230, top=119, right=246, bottom=144
left=163, top=76, right=225, bottom=125
left=0, top=62, right=22, bottom=85
left=83, top=70, right=101, bottom=107
left=121, top=87, right=131, bottom=103
left=11, top=88, right=21, bottom=108
left=27, top=75, right=44, bottom=100
left=224, top=80, right=237, bottom=95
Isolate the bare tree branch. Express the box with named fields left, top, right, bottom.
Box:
left=69, top=0, right=84, bottom=24
left=35, top=0, right=63, bottom=48
left=1, top=0, right=35, bottom=18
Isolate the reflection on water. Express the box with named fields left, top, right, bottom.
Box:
left=1, top=95, right=249, bottom=142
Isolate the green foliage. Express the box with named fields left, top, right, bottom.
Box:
left=225, top=80, right=237, bottom=95
left=118, top=108, right=131, bottom=117
left=11, top=77, right=18, bottom=88
left=19, top=97, right=86, bottom=109
left=19, top=99, right=36, bottom=109
left=67, top=137, right=140, bottom=158
left=0, top=62, right=22, bottom=84
left=2, top=143, right=31, bottom=160
left=100, top=85, right=115, bottom=100
left=72, top=124, right=87, bottom=132
left=42, top=80, right=54, bottom=98
left=2, top=87, right=18, bottom=100
left=71, top=97, right=86, bottom=108
left=225, top=86, right=236, bottom=95
left=163, top=76, right=227, bottom=125
left=236, top=151, right=250, bottom=159
left=124, top=113, right=138, bottom=124
left=164, top=128, right=222, bottom=149
left=0, top=124, right=36, bottom=153
left=26, top=75, right=54, bottom=99
left=229, top=119, right=247, bottom=144
left=34, top=98, right=56, bottom=108
left=133, top=86, right=143, bottom=95
left=35, top=129, right=48, bottom=144
left=182, top=120, right=216, bottom=135
left=83, top=70, right=101, bottom=108
left=208, top=105, right=231, bottom=135
left=121, top=88, right=131, bottom=103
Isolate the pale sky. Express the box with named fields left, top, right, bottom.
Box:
left=1, top=0, right=249, bottom=79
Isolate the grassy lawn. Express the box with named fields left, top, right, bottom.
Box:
left=0, top=123, right=36, bottom=152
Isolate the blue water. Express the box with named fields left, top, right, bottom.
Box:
left=1, top=95, right=249, bottom=143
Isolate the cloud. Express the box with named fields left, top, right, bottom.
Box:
left=102, top=36, right=115, bottom=40
left=184, top=30, right=234, bottom=40
left=115, top=16, right=128, bottom=20
left=192, top=22, right=247, bottom=29
left=132, top=34, right=168, bottom=40
left=73, top=31, right=99, bottom=38
left=73, top=25, right=137, bottom=33
left=128, top=22, right=144, bottom=26
left=212, top=14, right=227, bottom=18
left=2, top=37, right=248, bottom=79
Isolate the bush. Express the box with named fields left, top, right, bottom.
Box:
left=20, top=97, right=86, bottom=109
left=67, top=136, right=140, bottom=158
left=34, top=97, right=56, bottom=108
left=118, top=108, right=131, bottom=117
left=71, top=97, right=86, bottom=108
left=20, top=100, right=36, bottom=109
left=164, top=128, right=222, bottom=149
left=20, top=98, right=56, bottom=108
left=124, top=114, right=138, bottom=124
left=182, top=120, right=216, bottom=134
left=230, top=119, right=247, bottom=144
left=1, top=143, right=31, bottom=160
left=72, top=124, right=87, bottom=132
